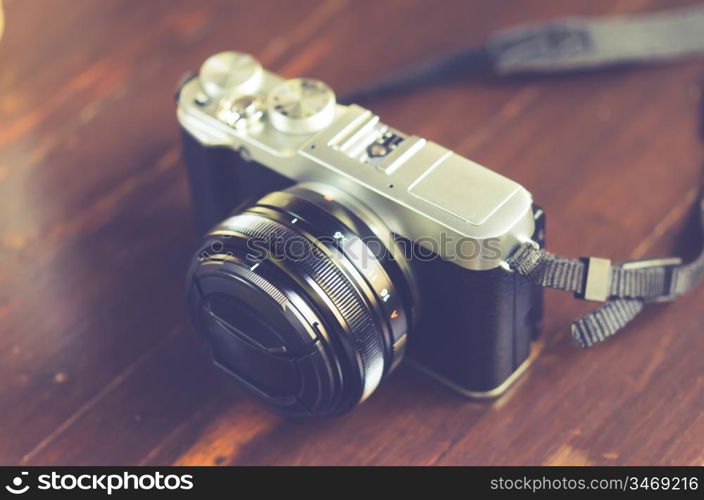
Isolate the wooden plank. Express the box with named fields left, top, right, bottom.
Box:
left=0, top=0, right=702, bottom=465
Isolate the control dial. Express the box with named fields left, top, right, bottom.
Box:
left=267, top=78, right=336, bottom=134
left=199, top=51, right=263, bottom=98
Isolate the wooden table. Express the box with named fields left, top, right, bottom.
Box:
left=1, top=0, right=702, bottom=466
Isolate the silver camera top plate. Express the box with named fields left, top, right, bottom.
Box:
left=177, top=51, right=536, bottom=270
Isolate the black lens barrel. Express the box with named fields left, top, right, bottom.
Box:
left=187, top=185, right=416, bottom=416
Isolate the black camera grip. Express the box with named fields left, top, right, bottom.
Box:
left=181, top=129, right=242, bottom=234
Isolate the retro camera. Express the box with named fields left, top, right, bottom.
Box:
left=177, top=51, right=544, bottom=416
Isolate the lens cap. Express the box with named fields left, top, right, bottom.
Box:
left=189, top=256, right=348, bottom=417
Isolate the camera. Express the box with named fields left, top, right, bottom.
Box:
left=177, top=51, right=545, bottom=417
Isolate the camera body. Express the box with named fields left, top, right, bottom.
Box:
left=178, top=52, right=544, bottom=415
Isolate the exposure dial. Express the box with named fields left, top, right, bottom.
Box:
left=199, top=51, right=263, bottom=99
left=267, top=78, right=336, bottom=135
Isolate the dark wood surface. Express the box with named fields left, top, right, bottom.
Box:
left=1, top=0, right=702, bottom=466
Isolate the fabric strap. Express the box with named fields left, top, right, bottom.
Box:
left=487, top=5, right=704, bottom=74
left=506, top=191, right=704, bottom=346
left=343, top=5, right=704, bottom=102
left=346, top=5, right=704, bottom=346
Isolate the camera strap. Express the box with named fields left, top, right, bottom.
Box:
left=346, top=5, right=704, bottom=347
left=507, top=223, right=704, bottom=347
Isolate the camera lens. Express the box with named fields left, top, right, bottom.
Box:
left=187, top=184, right=417, bottom=416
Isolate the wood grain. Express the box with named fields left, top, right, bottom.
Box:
left=0, top=0, right=702, bottom=466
